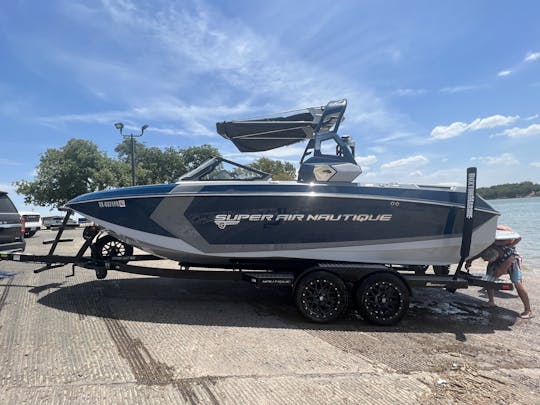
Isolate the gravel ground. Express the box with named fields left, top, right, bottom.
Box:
left=1, top=228, right=539, bottom=404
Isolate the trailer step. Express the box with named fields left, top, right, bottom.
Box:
left=404, top=275, right=469, bottom=289
left=459, top=272, right=514, bottom=291
left=243, top=272, right=295, bottom=286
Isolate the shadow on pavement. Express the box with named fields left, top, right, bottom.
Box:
left=34, top=276, right=518, bottom=337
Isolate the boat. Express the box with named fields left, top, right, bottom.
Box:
left=66, top=99, right=499, bottom=268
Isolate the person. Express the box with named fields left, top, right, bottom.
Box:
left=466, top=226, right=533, bottom=319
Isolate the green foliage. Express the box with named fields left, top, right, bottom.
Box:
left=114, top=140, right=220, bottom=183
left=477, top=182, right=540, bottom=200
left=135, top=146, right=187, bottom=184
left=15, top=139, right=115, bottom=208
left=15, top=139, right=227, bottom=208
left=180, top=145, right=221, bottom=171
left=114, top=138, right=149, bottom=163
left=249, top=157, right=297, bottom=180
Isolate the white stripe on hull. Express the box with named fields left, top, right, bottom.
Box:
left=82, top=214, right=497, bottom=266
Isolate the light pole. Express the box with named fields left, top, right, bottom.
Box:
left=114, top=123, right=149, bottom=186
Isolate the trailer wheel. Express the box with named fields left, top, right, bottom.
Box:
left=294, top=271, right=348, bottom=323
left=356, top=273, right=409, bottom=326
left=92, top=235, right=133, bottom=260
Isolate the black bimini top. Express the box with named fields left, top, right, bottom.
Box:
left=216, top=100, right=347, bottom=152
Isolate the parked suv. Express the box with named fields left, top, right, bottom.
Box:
left=20, top=211, right=42, bottom=238
left=0, top=192, right=25, bottom=253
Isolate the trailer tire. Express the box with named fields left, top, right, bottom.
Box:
left=356, top=273, right=409, bottom=326
left=294, top=271, right=348, bottom=323
left=92, top=235, right=133, bottom=260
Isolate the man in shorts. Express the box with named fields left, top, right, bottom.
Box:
left=466, top=226, right=533, bottom=319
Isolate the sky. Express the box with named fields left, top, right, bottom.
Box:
left=1, top=0, right=539, bottom=215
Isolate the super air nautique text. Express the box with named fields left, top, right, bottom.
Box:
left=214, top=213, right=392, bottom=229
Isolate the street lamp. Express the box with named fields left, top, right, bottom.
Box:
left=114, top=122, right=149, bottom=186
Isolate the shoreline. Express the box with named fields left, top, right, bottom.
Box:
left=485, top=195, right=540, bottom=201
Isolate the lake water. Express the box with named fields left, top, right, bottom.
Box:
left=489, top=197, right=540, bottom=272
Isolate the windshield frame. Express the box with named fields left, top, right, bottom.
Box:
left=178, top=157, right=272, bottom=181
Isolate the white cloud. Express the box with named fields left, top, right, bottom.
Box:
left=225, top=145, right=308, bottom=162
left=430, top=114, right=519, bottom=140
left=439, top=85, right=484, bottom=94
left=530, top=162, right=540, bottom=168
left=427, top=168, right=463, bottom=180
left=431, top=121, right=469, bottom=139
left=29, top=0, right=412, bottom=144
left=500, top=123, right=540, bottom=138
left=409, top=168, right=464, bottom=187
left=358, top=166, right=466, bottom=187
left=471, top=153, right=519, bottom=166
left=524, top=52, right=540, bottom=62
left=468, top=114, right=519, bottom=130
left=150, top=127, right=192, bottom=136
left=381, top=155, right=428, bottom=170
left=525, top=114, right=538, bottom=121
left=361, top=171, right=378, bottom=179
left=97, top=1, right=397, bottom=127
left=255, top=145, right=308, bottom=159
left=393, top=88, right=427, bottom=96
left=355, top=155, right=378, bottom=166
left=368, top=146, right=386, bottom=154
left=375, top=131, right=417, bottom=143
left=39, top=100, right=254, bottom=137
left=495, top=52, right=539, bottom=79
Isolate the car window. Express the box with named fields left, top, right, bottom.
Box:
left=0, top=195, right=18, bottom=213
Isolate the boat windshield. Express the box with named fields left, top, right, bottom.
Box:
left=178, top=157, right=271, bottom=181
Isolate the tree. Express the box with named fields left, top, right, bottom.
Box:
left=477, top=181, right=540, bottom=199
left=114, top=139, right=184, bottom=184
left=131, top=145, right=187, bottom=184
left=249, top=157, right=297, bottom=180
left=180, top=144, right=221, bottom=171
left=114, top=138, right=148, bottom=164
left=15, top=139, right=118, bottom=208
left=114, top=140, right=219, bottom=183
left=16, top=139, right=255, bottom=209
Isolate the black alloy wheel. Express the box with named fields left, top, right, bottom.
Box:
left=295, top=271, right=348, bottom=323
left=356, top=273, right=410, bottom=326
left=92, top=235, right=134, bottom=260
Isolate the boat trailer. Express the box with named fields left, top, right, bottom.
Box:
left=0, top=169, right=514, bottom=325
